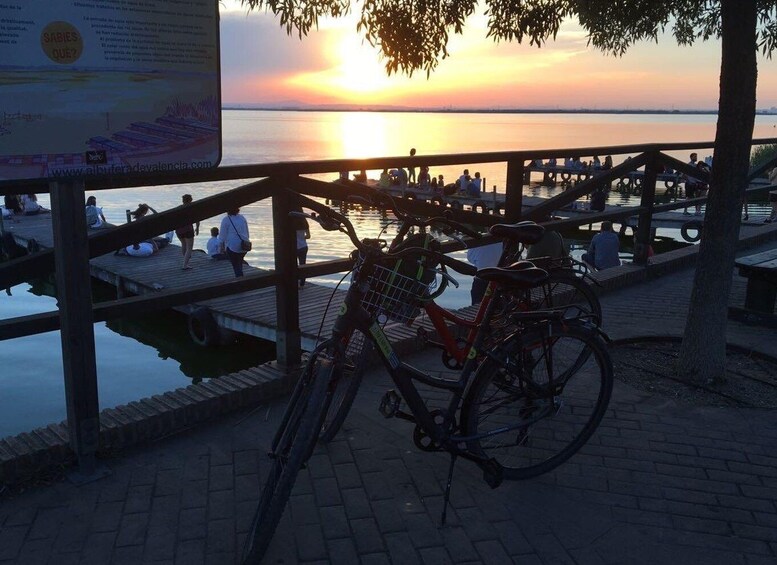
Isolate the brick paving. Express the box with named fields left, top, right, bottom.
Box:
left=1, top=243, right=777, bottom=564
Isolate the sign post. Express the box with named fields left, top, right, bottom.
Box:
left=50, top=180, right=103, bottom=480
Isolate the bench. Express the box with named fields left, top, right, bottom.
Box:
left=736, top=249, right=777, bottom=312
left=729, top=249, right=777, bottom=327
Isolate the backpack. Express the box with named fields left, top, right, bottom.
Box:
left=390, top=232, right=441, bottom=287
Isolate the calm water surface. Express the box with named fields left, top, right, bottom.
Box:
left=2, top=111, right=775, bottom=436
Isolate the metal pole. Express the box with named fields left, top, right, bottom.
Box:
left=49, top=180, right=100, bottom=476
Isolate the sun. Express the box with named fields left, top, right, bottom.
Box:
left=286, top=33, right=398, bottom=103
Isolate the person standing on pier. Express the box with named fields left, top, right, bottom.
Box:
left=219, top=208, right=250, bottom=277
left=176, top=194, right=200, bottom=270
left=293, top=206, right=311, bottom=288
left=408, top=148, right=417, bottom=185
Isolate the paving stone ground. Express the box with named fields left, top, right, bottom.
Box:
left=1, top=243, right=776, bottom=565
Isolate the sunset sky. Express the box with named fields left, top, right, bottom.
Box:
left=219, top=2, right=777, bottom=111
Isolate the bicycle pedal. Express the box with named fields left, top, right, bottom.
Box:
left=482, top=458, right=503, bottom=489
left=379, top=389, right=401, bottom=418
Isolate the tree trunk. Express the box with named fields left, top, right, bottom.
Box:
left=677, top=0, right=758, bottom=383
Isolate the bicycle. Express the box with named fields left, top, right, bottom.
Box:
left=317, top=197, right=600, bottom=441
left=241, top=190, right=614, bottom=563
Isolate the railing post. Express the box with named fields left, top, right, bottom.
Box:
left=49, top=180, right=100, bottom=478
left=634, top=153, right=658, bottom=265
left=272, top=181, right=301, bottom=370
left=505, top=159, right=525, bottom=222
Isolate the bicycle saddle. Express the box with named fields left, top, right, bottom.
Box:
left=489, top=221, right=545, bottom=244
left=476, top=266, right=549, bottom=289
left=504, top=260, right=535, bottom=271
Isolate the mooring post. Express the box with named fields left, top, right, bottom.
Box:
left=634, top=154, right=658, bottom=265
left=272, top=182, right=302, bottom=371
left=49, top=179, right=100, bottom=477
left=505, top=159, right=525, bottom=222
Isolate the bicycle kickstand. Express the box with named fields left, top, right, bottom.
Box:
left=441, top=453, right=458, bottom=526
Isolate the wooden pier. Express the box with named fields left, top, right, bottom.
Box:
left=2, top=213, right=420, bottom=352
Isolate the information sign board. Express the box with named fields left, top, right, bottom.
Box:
left=0, top=0, right=221, bottom=180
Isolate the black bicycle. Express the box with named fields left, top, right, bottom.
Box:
left=241, top=190, right=613, bottom=563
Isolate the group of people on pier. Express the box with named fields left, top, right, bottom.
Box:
left=3, top=193, right=49, bottom=218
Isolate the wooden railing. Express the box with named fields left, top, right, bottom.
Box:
left=2, top=138, right=777, bottom=471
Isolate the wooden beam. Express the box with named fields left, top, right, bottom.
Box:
left=50, top=180, right=100, bottom=473
left=272, top=183, right=302, bottom=369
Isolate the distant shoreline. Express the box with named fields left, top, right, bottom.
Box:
left=221, top=106, right=777, bottom=116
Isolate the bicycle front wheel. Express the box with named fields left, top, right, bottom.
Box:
left=318, top=330, right=372, bottom=442
left=241, top=351, right=333, bottom=563
left=462, top=321, right=613, bottom=480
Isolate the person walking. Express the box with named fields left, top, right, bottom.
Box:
left=293, top=207, right=311, bottom=288
left=176, top=194, right=199, bottom=270
left=219, top=208, right=250, bottom=277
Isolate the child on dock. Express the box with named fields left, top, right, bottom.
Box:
left=207, top=227, right=226, bottom=260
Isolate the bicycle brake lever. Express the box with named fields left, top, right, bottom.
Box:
left=437, top=269, right=459, bottom=288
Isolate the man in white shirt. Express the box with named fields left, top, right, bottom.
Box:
left=467, top=242, right=503, bottom=304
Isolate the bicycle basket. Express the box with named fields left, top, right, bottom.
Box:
left=357, top=260, right=438, bottom=324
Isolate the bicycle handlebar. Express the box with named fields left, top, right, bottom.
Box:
left=290, top=190, right=479, bottom=276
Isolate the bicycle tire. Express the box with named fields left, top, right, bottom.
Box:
left=318, top=331, right=372, bottom=442
left=241, top=353, right=333, bottom=563
left=462, top=321, right=613, bottom=480
left=524, top=271, right=601, bottom=325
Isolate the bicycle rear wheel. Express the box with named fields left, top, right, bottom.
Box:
left=525, top=271, right=601, bottom=324
left=241, top=351, right=333, bottom=563
left=462, top=321, right=612, bottom=480
left=318, top=330, right=372, bottom=442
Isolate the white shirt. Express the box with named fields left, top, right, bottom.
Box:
left=219, top=213, right=250, bottom=253
left=126, top=242, right=154, bottom=257
left=22, top=195, right=40, bottom=213
left=206, top=236, right=221, bottom=256
left=467, top=243, right=503, bottom=270
left=296, top=230, right=308, bottom=250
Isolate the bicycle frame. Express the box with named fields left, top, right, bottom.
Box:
left=330, top=254, right=554, bottom=466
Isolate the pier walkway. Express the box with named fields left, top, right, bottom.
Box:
left=1, top=236, right=777, bottom=563
left=2, top=213, right=378, bottom=352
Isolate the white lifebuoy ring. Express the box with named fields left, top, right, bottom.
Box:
left=472, top=200, right=489, bottom=214
left=432, top=196, right=445, bottom=206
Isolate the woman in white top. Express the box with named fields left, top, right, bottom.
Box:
left=85, top=196, right=107, bottom=228
left=219, top=208, right=250, bottom=277
left=22, top=194, right=47, bottom=216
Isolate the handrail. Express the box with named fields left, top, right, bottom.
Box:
left=3, top=137, right=777, bottom=195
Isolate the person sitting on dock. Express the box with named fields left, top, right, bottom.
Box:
left=85, top=196, right=107, bottom=229
left=207, top=227, right=226, bottom=260
left=4, top=194, right=22, bottom=215
left=418, top=166, right=431, bottom=190
left=121, top=240, right=159, bottom=257
left=22, top=194, right=48, bottom=216
left=394, top=167, right=408, bottom=187
left=467, top=172, right=482, bottom=197
left=458, top=169, right=471, bottom=193
left=379, top=168, right=391, bottom=189
left=582, top=221, right=620, bottom=271
left=601, top=155, right=613, bottom=171
left=129, top=203, right=171, bottom=248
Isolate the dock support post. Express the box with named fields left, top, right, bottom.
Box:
left=50, top=180, right=101, bottom=477
left=634, top=153, right=658, bottom=265
left=505, top=160, right=525, bottom=222
left=273, top=182, right=302, bottom=371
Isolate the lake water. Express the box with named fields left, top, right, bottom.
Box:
left=2, top=110, right=776, bottom=437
